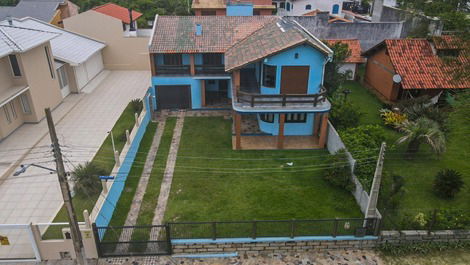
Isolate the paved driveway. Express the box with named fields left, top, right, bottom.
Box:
left=0, top=71, right=150, bottom=259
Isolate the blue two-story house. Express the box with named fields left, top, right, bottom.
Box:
left=149, top=16, right=333, bottom=150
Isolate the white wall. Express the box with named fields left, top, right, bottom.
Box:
left=275, top=0, right=345, bottom=16
left=338, top=63, right=357, bottom=80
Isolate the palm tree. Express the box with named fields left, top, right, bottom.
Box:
left=396, top=117, right=446, bottom=157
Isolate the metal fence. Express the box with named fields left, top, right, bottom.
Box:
left=168, top=218, right=380, bottom=240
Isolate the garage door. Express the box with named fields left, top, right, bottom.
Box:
left=74, top=52, right=104, bottom=90
left=156, top=85, right=191, bottom=109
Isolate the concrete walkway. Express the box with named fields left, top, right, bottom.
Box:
left=0, top=71, right=150, bottom=260
left=149, top=111, right=185, bottom=240
left=116, top=117, right=167, bottom=250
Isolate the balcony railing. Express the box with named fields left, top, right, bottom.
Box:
left=236, top=90, right=328, bottom=107
left=155, top=65, right=190, bottom=75
left=195, top=64, right=226, bottom=75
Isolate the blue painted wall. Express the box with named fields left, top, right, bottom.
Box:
left=227, top=4, right=253, bottom=16
left=258, top=44, right=327, bottom=95
left=95, top=89, right=152, bottom=238
left=257, top=113, right=315, bottom=136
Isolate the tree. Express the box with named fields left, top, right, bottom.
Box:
left=433, top=169, right=464, bottom=199
left=396, top=117, right=446, bottom=156
left=71, top=162, right=107, bottom=195
left=323, top=41, right=351, bottom=96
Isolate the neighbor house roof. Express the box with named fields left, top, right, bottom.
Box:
left=0, top=0, right=61, bottom=22
left=0, top=23, right=59, bottom=57
left=92, top=3, right=142, bottom=24
left=225, top=19, right=332, bottom=71
left=325, top=39, right=365, bottom=63
left=149, top=16, right=277, bottom=53
left=192, top=0, right=225, bottom=9
left=1, top=17, right=105, bottom=64
left=364, top=39, right=470, bottom=90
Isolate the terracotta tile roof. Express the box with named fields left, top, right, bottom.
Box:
left=326, top=39, right=365, bottom=63
left=432, top=35, right=463, bottom=50
left=384, top=39, right=469, bottom=90
left=225, top=19, right=332, bottom=71
left=328, top=17, right=352, bottom=23
left=149, top=16, right=277, bottom=53
left=92, top=3, right=142, bottom=24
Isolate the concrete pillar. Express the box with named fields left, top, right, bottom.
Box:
left=190, top=54, right=196, bottom=76
left=235, top=113, right=241, bottom=150
left=318, top=113, right=329, bottom=148
left=114, top=150, right=120, bottom=166
left=277, top=114, right=285, bottom=149
left=371, top=0, right=384, bottom=22
left=313, top=112, right=321, bottom=137
left=126, top=129, right=131, bottom=145
left=135, top=113, right=140, bottom=127
left=201, top=79, right=206, bottom=107
left=83, top=210, right=91, bottom=229
left=101, top=180, right=108, bottom=194
left=149, top=53, right=156, bottom=76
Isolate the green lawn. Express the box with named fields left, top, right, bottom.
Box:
left=164, top=117, right=362, bottom=225
left=343, top=81, right=470, bottom=228
left=131, top=117, right=176, bottom=241
left=101, top=122, right=158, bottom=242
left=43, top=102, right=141, bottom=239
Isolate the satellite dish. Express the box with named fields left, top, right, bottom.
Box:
left=393, top=74, right=402, bottom=83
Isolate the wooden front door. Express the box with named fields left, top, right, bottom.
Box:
left=280, top=66, right=309, bottom=94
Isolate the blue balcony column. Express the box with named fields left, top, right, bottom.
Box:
left=277, top=113, right=285, bottom=149
left=318, top=113, right=329, bottom=148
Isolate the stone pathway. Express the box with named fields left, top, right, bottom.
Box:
left=115, top=117, right=167, bottom=251
left=149, top=111, right=185, bottom=239
left=97, top=250, right=384, bottom=265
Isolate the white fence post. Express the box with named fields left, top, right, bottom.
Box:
left=28, top=223, right=42, bottom=262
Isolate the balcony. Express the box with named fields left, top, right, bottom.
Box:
left=155, top=65, right=190, bottom=76
left=195, top=64, right=227, bottom=76
left=232, top=86, right=331, bottom=112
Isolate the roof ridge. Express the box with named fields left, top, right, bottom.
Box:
left=0, top=26, right=23, bottom=51
left=0, top=23, right=59, bottom=36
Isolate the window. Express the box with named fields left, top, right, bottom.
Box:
left=286, top=113, right=307, bottom=123
left=332, top=4, right=340, bottom=14
left=163, top=54, right=183, bottom=65
left=20, top=94, right=31, bottom=114
left=203, top=54, right=222, bottom=65
left=253, top=10, right=260, bottom=15
left=8, top=54, right=22, bottom=77
left=44, top=47, right=55, bottom=79
left=3, top=106, right=11, bottom=124
left=279, top=2, right=285, bottom=8
left=9, top=102, right=17, bottom=119
left=286, top=2, right=291, bottom=11
left=262, top=64, right=276, bottom=88
left=305, top=4, right=311, bottom=10
left=201, top=10, right=216, bottom=15
left=57, top=66, right=69, bottom=89
left=260, top=113, right=275, bottom=123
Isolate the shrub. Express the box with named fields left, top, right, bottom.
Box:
left=323, top=149, right=354, bottom=191
left=380, top=109, right=407, bottom=128
left=130, top=99, right=143, bottom=114
left=71, top=162, right=107, bottom=196
left=433, top=169, right=464, bottom=199
left=340, top=125, right=385, bottom=189
left=379, top=173, right=405, bottom=212
left=330, top=97, right=362, bottom=130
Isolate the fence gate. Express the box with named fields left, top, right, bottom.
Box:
left=0, top=224, right=41, bottom=263
left=92, top=224, right=171, bottom=257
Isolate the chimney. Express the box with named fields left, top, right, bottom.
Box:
left=371, top=0, right=384, bottom=22
left=7, top=16, right=13, bottom=26
left=128, top=8, right=135, bottom=31
left=195, top=23, right=202, bottom=36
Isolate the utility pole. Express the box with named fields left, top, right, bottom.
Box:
left=45, top=108, right=87, bottom=265
left=365, top=142, right=386, bottom=219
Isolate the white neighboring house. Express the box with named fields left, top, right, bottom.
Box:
left=326, top=39, right=366, bottom=80
left=1, top=17, right=106, bottom=97
left=273, top=0, right=345, bottom=16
